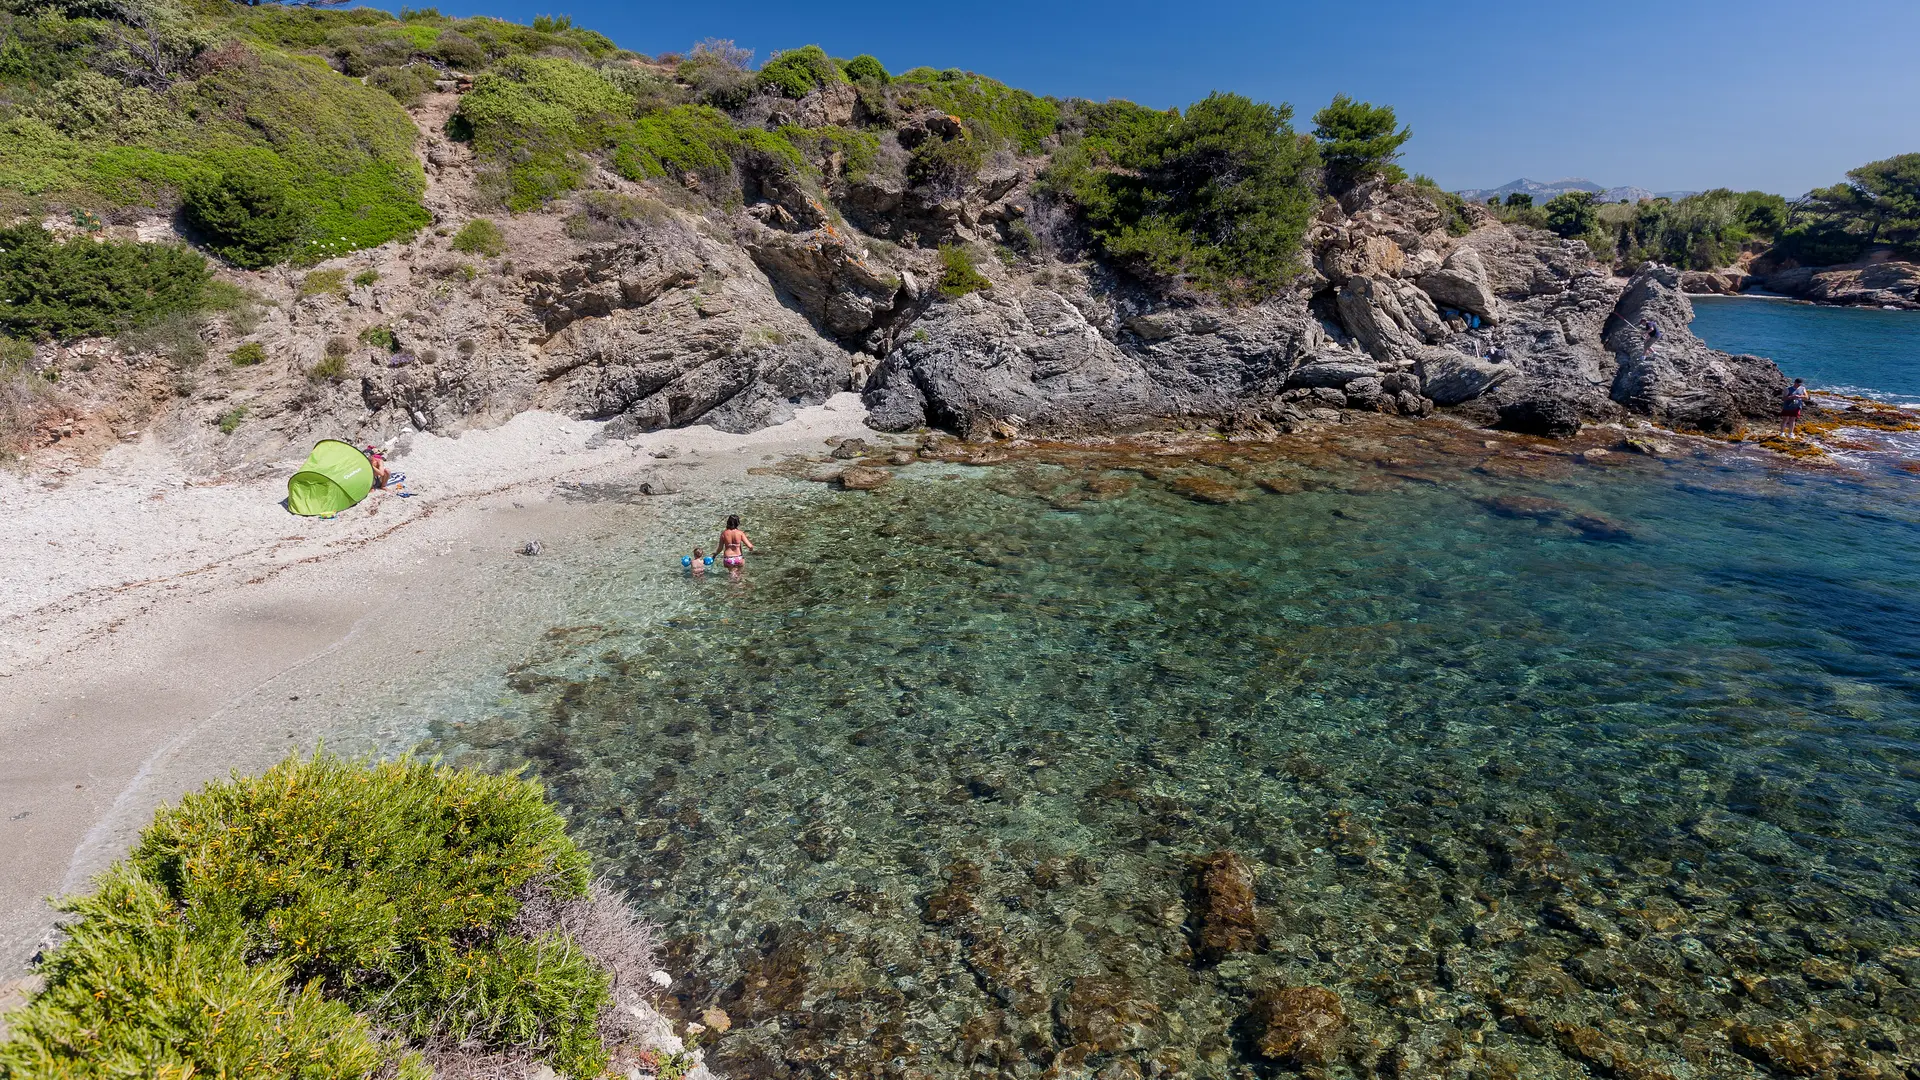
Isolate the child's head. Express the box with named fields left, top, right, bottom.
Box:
left=693, top=547, right=705, bottom=558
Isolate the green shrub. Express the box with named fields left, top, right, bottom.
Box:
left=432, top=28, right=484, bottom=69
left=203, top=280, right=265, bottom=334
left=758, top=44, right=841, bottom=99
left=227, top=341, right=266, bottom=366
left=451, top=217, right=506, bottom=256
left=893, top=67, right=1057, bottom=155
left=677, top=38, right=755, bottom=109
left=1043, top=92, right=1319, bottom=297
left=1544, top=190, right=1598, bottom=240
left=216, top=405, right=247, bottom=433
left=937, top=243, right=990, bottom=297
left=299, top=268, right=348, bottom=297
left=0, top=866, right=424, bottom=1079
left=454, top=56, right=631, bottom=210
left=0, top=754, right=615, bottom=1078
left=610, top=104, right=803, bottom=199
left=368, top=62, right=438, bottom=106
left=781, top=124, right=879, bottom=183
left=183, top=152, right=308, bottom=268
left=309, top=352, right=347, bottom=381
left=566, top=189, right=670, bottom=239
left=908, top=132, right=985, bottom=193
left=352, top=268, right=379, bottom=286
left=1311, top=94, right=1410, bottom=194
left=841, top=54, right=888, bottom=84
left=0, top=225, right=211, bottom=341
left=359, top=324, right=398, bottom=349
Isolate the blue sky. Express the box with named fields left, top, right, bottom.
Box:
left=399, top=0, right=1920, bottom=196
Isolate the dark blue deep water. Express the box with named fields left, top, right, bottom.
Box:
left=432, top=414, right=1920, bottom=1079
left=1691, top=295, right=1920, bottom=404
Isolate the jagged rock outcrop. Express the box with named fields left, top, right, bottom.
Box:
left=523, top=225, right=858, bottom=434
left=1417, top=247, right=1499, bottom=321
left=1761, top=260, right=1920, bottom=309
left=864, top=282, right=1330, bottom=436
left=743, top=225, right=904, bottom=343
left=1605, top=266, right=1787, bottom=432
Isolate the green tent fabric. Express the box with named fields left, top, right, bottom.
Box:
left=287, top=440, right=374, bottom=516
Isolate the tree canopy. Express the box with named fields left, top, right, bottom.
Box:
left=1046, top=91, right=1320, bottom=297
left=1311, top=94, right=1410, bottom=194
left=1784, top=152, right=1920, bottom=261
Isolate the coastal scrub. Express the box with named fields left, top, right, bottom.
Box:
left=0, top=754, right=626, bottom=1079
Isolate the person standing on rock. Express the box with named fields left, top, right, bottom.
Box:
left=1781, top=378, right=1809, bottom=437
left=717, top=514, right=754, bottom=577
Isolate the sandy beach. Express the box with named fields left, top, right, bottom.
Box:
left=0, top=393, right=880, bottom=977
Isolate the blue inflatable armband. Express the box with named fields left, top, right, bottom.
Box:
left=704, top=556, right=714, bottom=565
left=682, top=555, right=692, bottom=567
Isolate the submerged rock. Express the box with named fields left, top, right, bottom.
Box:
left=1191, top=850, right=1260, bottom=960
left=1249, top=986, right=1347, bottom=1065
left=837, top=466, right=892, bottom=490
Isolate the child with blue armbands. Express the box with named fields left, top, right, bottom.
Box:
left=682, top=547, right=712, bottom=575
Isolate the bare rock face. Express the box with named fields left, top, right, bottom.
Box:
left=528, top=226, right=856, bottom=434
left=1763, top=260, right=1920, bottom=309
left=523, top=234, right=704, bottom=335
left=1605, top=266, right=1787, bottom=432
left=864, top=288, right=1321, bottom=437
left=1417, top=247, right=1499, bottom=321
left=1417, top=349, right=1514, bottom=405
left=744, top=225, right=902, bottom=341
left=1249, top=986, right=1347, bottom=1065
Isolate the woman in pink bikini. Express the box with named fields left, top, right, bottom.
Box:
left=717, top=514, right=754, bottom=573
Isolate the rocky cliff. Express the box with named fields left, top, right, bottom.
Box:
left=24, top=90, right=1791, bottom=474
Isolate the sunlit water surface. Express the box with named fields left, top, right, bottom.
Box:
left=426, top=425, right=1920, bottom=1080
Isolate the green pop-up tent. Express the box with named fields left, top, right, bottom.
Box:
left=287, top=439, right=374, bottom=516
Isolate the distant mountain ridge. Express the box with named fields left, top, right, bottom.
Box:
left=1456, top=178, right=1700, bottom=205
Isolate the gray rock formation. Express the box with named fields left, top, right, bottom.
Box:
left=1417, top=247, right=1498, bottom=321
left=1761, top=260, right=1919, bottom=310
left=865, top=287, right=1326, bottom=436
left=1604, top=266, right=1787, bottom=432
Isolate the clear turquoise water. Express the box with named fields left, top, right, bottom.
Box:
left=1691, top=295, right=1920, bottom=404
left=432, top=424, right=1920, bottom=1080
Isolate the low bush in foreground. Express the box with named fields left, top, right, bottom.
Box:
left=0, top=754, right=638, bottom=1079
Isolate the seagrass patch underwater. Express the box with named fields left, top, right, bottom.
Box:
left=431, top=431, right=1920, bottom=1080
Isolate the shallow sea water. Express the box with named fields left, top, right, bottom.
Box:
left=431, top=424, right=1920, bottom=1080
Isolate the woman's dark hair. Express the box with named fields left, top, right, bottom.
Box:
left=727, top=514, right=741, bottom=529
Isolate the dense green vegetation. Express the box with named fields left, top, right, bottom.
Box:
left=757, top=43, right=840, bottom=99
left=1042, top=93, right=1321, bottom=296
left=1775, top=152, right=1920, bottom=264
left=0, top=224, right=210, bottom=339
left=893, top=67, right=1057, bottom=155
left=1311, top=94, right=1409, bottom=193
left=1597, top=188, right=1787, bottom=269
left=0, top=0, right=432, bottom=265
left=0, top=0, right=1476, bottom=305
left=0, top=754, right=620, bottom=1079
